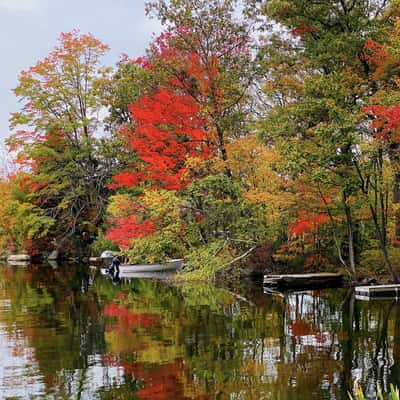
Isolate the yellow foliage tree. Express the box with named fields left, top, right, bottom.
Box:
left=0, top=179, right=54, bottom=253
left=217, top=136, right=296, bottom=227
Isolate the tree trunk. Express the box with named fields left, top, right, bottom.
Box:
left=319, top=187, right=348, bottom=268
left=216, top=125, right=232, bottom=177
left=368, top=202, right=399, bottom=282
left=377, top=148, right=388, bottom=248
left=353, top=157, right=397, bottom=280
left=343, top=191, right=356, bottom=275
left=394, top=173, right=400, bottom=246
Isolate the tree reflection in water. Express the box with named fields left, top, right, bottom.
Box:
left=1, top=264, right=400, bottom=399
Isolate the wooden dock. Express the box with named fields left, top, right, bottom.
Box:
left=355, top=284, right=400, bottom=300
left=263, top=273, right=344, bottom=289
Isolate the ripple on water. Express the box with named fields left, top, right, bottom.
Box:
left=0, top=266, right=399, bottom=400
left=0, top=322, right=46, bottom=399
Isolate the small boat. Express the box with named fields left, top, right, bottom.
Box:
left=7, top=254, right=31, bottom=263
left=102, top=258, right=184, bottom=275
left=111, top=270, right=178, bottom=281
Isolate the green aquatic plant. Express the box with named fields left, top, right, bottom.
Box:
left=349, top=384, right=399, bottom=400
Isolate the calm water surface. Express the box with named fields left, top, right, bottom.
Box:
left=0, top=263, right=399, bottom=399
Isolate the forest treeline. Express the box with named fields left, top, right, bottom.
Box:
left=2, top=0, right=400, bottom=280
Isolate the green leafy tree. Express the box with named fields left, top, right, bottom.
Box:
left=7, top=30, right=115, bottom=253
left=258, top=0, right=394, bottom=276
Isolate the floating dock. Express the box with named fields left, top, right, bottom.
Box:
left=263, top=273, right=344, bottom=289
left=355, top=284, right=400, bottom=300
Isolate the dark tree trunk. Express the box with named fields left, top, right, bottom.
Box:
left=394, top=173, right=400, bottom=246
left=343, top=191, right=356, bottom=275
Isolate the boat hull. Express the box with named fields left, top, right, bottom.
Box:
left=110, top=271, right=178, bottom=280
left=109, top=258, right=184, bottom=273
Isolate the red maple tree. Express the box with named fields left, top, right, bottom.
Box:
left=289, top=212, right=330, bottom=237
left=110, top=87, right=213, bottom=191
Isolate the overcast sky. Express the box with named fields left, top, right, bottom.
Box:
left=0, top=0, right=161, bottom=144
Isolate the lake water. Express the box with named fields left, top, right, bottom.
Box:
left=0, top=263, right=399, bottom=400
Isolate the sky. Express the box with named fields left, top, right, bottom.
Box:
left=0, top=0, right=161, bottom=145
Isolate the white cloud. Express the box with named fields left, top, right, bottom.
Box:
left=0, top=0, right=37, bottom=12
